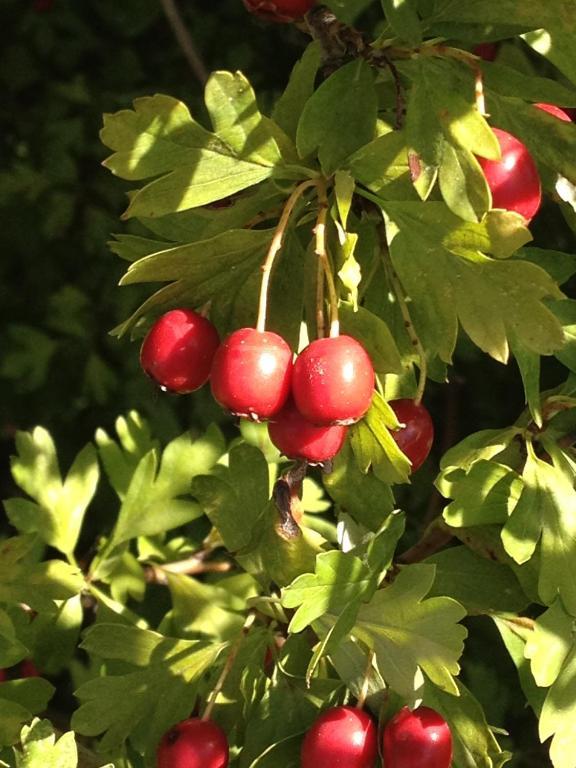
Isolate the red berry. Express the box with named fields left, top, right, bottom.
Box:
left=292, top=336, right=375, bottom=426
left=477, top=127, right=542, bottom=221
left=268, top=399, right=348, bottom=463
left=243, top=0, right=315, bottom=23
left=301, top=706, right=378, bottom=768
left=382, top=706, right=452, bottom=768
left=389, top=399, right=434, bottom=472
left=157, top=718, right=229, bottom=768
left=140, top=309, right=220, bottom=394
left=19, top=659, right=40, bottom=678
left=535, top=103, right=572, bottom=122
left=0, top=669, right=6, bottom=682
left=33, top=0, right=54, bottom=12
left=210, top=328, right=293, bottom=420
left=472, top=42, right=499, bottom=61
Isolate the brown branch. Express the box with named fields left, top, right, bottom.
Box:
left=159, top=0, right=209, bottom=85
left=397, top=517, right=454, bottom=564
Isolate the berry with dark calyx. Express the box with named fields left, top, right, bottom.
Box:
left=292, top=336, right=375, bottom=426
left=140, top=309, right=220, bottom=394
left=389, top=399, right=434, bottom=473
left=210, top=328, right=293, bottom=420
left=157, top=717, right=229, bottom=768
left=301, top=705, right=378, bottom=768
left=535, top=103, right=572, bottom=122
left=382, top=706, right=452, bottom=768
left=243, top=0, right=315, bottom=23
left=268, top=399, right=348, bottom=463
left=476, top=127, right=542, bottom=221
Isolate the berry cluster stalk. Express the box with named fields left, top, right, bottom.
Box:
left=315, top=179, right=340, bottom=338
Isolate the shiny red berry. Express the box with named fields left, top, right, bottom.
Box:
left=292, top=336, right=375, bottom=426
left=389, top=399, right=434, bottom=472
left=301, top=706, right=378, bottom=768
left=243, top=0, right=315, bottom=23
left=140, top=309, right=220, bottom=394
left=477, top=127, right=542, bottom=221
left=268, top=400, right=348, bottom=463
left=157, top=718, right=229, bottom=768
left=535, top=103, right=572, bottom=122
left=210, top=328, right=293, bottom=420
left=382, top=706, right=452, bottom=768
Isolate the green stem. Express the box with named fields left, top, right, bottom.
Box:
left=379, top=225, right=428, bottom=405
left=256, top=179, right=318, bottom=334
left=315, top=179, right=340, bottom=338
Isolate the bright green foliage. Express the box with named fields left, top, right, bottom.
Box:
left=5, top=429, right=98, bottom=558
left=353, top=564, right=467, bottom=699
left=0, top=683, right=55, bottom=748
left=72, top=624, right=226, bottom=756
left=11, top=719, right=95, bottom=768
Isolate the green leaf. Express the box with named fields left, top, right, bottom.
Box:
left=492, top=614, right=546, bottom=717
left=114, top=228, right=271, bottom=337
left=346, top=129, right=411, bottom=194
left=483, top=61, right=576, bottom=106
left=0, top=609, right=28, bottom=669
left=432, top=0, right=576, bottom=28
left=0, top=680, right=55, bottom=748
left=442, top=460, right=523, bottom=527
left=525, top=599, right=573, bottom=688
left=381, top=0, right=422, bottom=44
left=191, top=444, right=269, bottom=554
left=438, top=426, right=521, bottom=474
left=167, top=572, right=257, bottom=642
left=297, top=60, right=378, bottom=174
left=107, top=425, right=224, bottom=548
left=523, top=28, right=576, bottom=88
left=204, top=71, right=281, bottom=166
left=353, top=564, right=467, bottom=698
left=549, top=299, right=576, bottom=374
left=14, top=719, right=79, bottom=768
left=438, top=143, right=491, bottom=222
left=501, top=445, right=576, bottom=614
left=239, top=680, right=318, bottom=768
left=403, top=58, right=500, bottom=200
left=539, top=647, right=576, bottom=768
left=0, top=537, right=83, bottom=613
left=273, top=42, right=322, bottom=141
left=339, top=304, right=404, bottom=376
left=425, top=546, right=529, bottom=615
left=350, top=391, right=412, bottom=484
left=424, top=679, right=512, bottom=768
left=282, top=551, right=372, bottom=633
left=95, top=411, right=158, bottom=499
left=384, top=204, right=563, bottom=363
left=73, top=624, right=226, bottom=756
left=6, top=429, right=98, bottom=557
left=101, top=93, right=274, bottom=218
left=323, top=440, right=396, bottom=531
left=510, top=336, right=542, bottom=426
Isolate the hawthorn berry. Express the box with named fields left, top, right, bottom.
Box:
left=477, top=127, right=542, bottom=221
left=140, top=308, right=220, bottom=394
left=210, top=327, right=293, bottom=420
left=472, top=42, right=499, bottom=61
left=535, top=103, right=572, bottom=122
left=301, top=705, right=378, bottom=768
left=382, top=706, right=452, bottom=768
left=389, top=399, right=434, bottom=472
left=243, top=0, right=315, bottom=23
left=19, top=659, right=40, bottom=678
left=268, top=399, right=348, bottom=463
left=157, top=717, right=229, bottom=768
left=292, top=336, right=375, bottom=426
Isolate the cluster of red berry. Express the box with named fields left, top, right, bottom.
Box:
left=157, top=704, right=452, bottom=768
left=140, top=311, right=434, bottom=469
